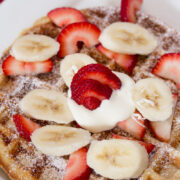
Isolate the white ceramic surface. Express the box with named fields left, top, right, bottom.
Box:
left=0, top=0, right=180, bottom=179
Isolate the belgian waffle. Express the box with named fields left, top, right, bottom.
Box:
left=0, top=6, right=180, bottom=180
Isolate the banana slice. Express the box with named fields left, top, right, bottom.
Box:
left=99, top=22, right=157, bottom=55
left=19, top=89, right=73, bottom=124
left=60, top=53, right=96, bottom=87
left=11, top=34, right=60, bottom=62
left=31, top=125, right=91, bottom=156
left=132, top=78, right=173, bottom=121
left=87, top=139, right=148, bottom=179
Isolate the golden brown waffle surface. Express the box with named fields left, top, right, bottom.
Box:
left=0, top=6, right=180, bottom=180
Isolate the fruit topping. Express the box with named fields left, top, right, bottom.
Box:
left=71, top=63, right=121, bottom=90
left=68, top=72, right=136, bottom=132
left=13, top=114, right=40, bottom=141
left=71, top=79, right=112, bottom=110
left=149, top=93, right=178, bottom=142
left=19, top=89, right=73, bottom=124
left=117, top=111, right=146, bottom=140
left=112, top=134, right=155, bottom=154
left=99, top=22, right=157, bottom=55
left=96, top=44, right=137, bottom=73
left=132, top=78, right=173, bottom=122
left=152, top=53, right=180, bottom=90
left=60, top=53, right=96, bottom=87
left=57, top=22, right=101, bottom=57
left=87, top=139, right=148, bottom=179
left=2, top=56, right=53, bottom=76
left=83, top=96, right=101, bottom=111
left=48, top=7, right=86, bottom=28
left=11, top=34, right=60, bottom=62
left=120, top=0, right=143, bottom=23
left=31, top=125, right=91, bottom=156
left=63, top=147, right=91, bottom=180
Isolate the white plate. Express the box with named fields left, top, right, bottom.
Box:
left=0, top=0, right=180, bottom=179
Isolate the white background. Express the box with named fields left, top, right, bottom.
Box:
left=0, top=0, right=180, bottom=179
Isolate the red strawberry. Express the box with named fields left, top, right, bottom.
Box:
left=112, top=134, right=155, bottom=154
left=117, top=111, right=146, bottom=140
left=152, top=53, right=180, bottom=90
left=71, top=79, right=112, bottom=110
left=48, top=7, right=86, bottom=28
left=57, top=22, right=101, bottom=57
left=120, top=0, right=143, bottom=23
left=96, top=44, right=137, bottom=73
left=176, top=83, right=180, bottom=90
left=83, top=97, right=101, bottom=110
left=2, top=56, right=53, bottom=76
left=71, top=64, right=121, bottom=90
left=96, top=44, right=114, bottom=59
left=63, top=147, right=91, bottom=180
left=149, top=93, right=178, bottom=142
left=13, top=114, right=40, bottom=141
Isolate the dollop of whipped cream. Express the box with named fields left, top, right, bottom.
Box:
left=68, top=72, right=135, bottom=133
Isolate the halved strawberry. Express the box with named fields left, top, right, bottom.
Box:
left=96, top=44, right=137, bottom=73
left=13, top=114, right=40, bottom=141
left=149, top=93, right=178, bottom=142
left=117, top=111, right=146, bottom=140
left=152, top=53, right=180, bottom=90
left=63, top=147, right=91, bottom=180
left=48, top=7, right=86, bottom=28
left=120, top=0, right=143, bottom=23
left=71, top=63, right=121, bottom=90
left=71, top=79, right=112, bottom=110
left=112, top=134, right=155, bottom=154
left=2, top=56, right=53, bottom=76
left=57, top=22, right=101, bottom=57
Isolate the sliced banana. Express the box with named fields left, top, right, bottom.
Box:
left=132, top=78, right=173, bottom=121
left=19, top=89, right=73, bottom=124
left=11, top=34, right=60, bottom=62
left=87, top=139, right=148, bottom=179
left=31, top=125, right=91, bottom=156
left=99, top=22, right=157, bottom=55
left=60, top=53, right=96, bottom=87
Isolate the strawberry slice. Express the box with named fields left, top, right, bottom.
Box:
left=120, top=0, right=143, bottom=23
left=112, top=134, right=155, bottom=154
left=149, top=93, right=178, bottom=142
left=48, top=7, right=86, bottom=28
left=152, top=53, right=180, bottom=90
left=96, top=44, right=114, bottom=59
left=2, top=56, right=53, bottom=76
left=83, top=97, right=101, bottom=110
left=117, top=111, right=146, bottom=140
left=96, top=44, right=137, bottom=73
left=63, top=147, right=91, bottom=180
left=71, top=64, right=121, bottom=90
left=71, top=79, right=112, bottom=110
left=57, top=22, right=101, bottom=57
left=13, top=114, right=40, bottom=141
